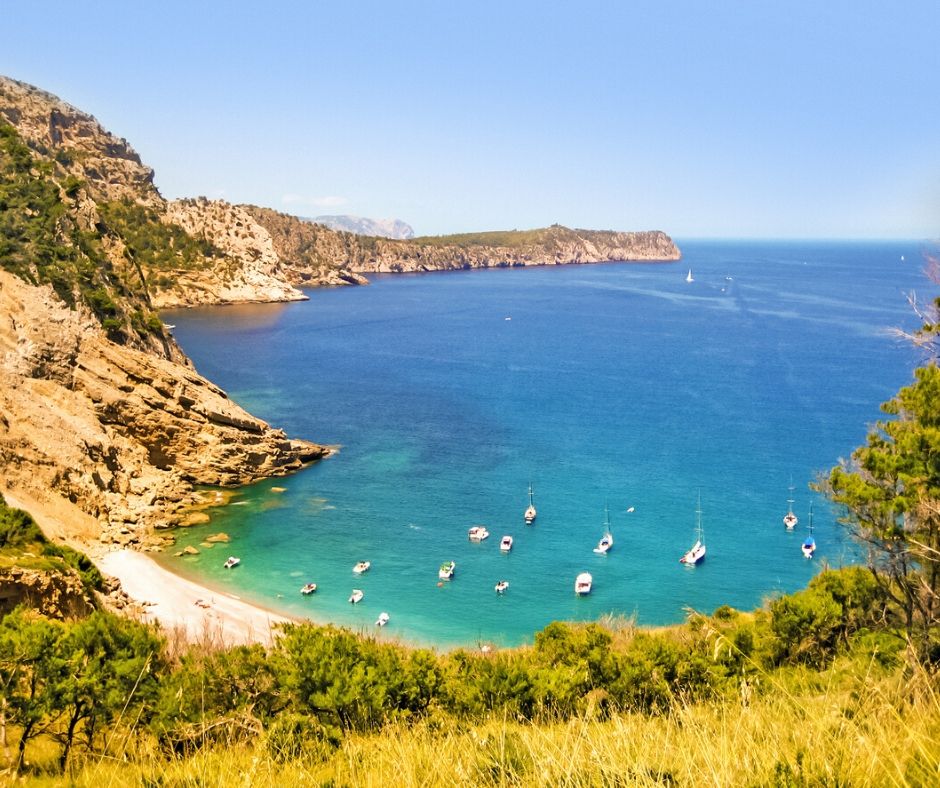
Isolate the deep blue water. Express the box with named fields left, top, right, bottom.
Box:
left=160, top=240, right=928, bottom=648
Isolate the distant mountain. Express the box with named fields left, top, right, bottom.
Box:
left=309, top=214, right=415, bottom=240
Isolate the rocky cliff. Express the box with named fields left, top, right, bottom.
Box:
left=0, top=76, right=328, bottom=548
left=0, top=270, right=328, bottom=548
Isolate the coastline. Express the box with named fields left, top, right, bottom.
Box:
left=98, top=549, right=297, bottom=646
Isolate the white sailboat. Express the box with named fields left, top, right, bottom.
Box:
left=679, top=493, right=706, bottom=565
left=524, top=483, right=537, bottom=524
left=802, top=502, right=816, bottom=558
left=783, top=480, right=798, bottom=529
left=593, top=503, right=614, bottom=554
left=685, top=269, right=694, bottom=283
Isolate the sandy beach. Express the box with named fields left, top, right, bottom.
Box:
left=98, top=549, right=295, bottom=646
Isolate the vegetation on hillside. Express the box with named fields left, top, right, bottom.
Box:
left=0, top=120, right=210, bottom=342
left=97, top=199, right=226, bottom=289
left=0, top=494, right=102, bottom=594
left=409, top=226, right=560, bottom=249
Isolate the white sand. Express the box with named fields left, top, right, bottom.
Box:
left=98, top=549, right=294, bottom=646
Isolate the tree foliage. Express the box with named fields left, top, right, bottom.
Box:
left=824, top=364, right=940, bottom=660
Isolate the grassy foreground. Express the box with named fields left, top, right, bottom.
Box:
left=18, top=657, right=940, bottom=786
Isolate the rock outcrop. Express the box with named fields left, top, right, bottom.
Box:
left=157, top=199, right=307, bottom=308
left=0, top=267, right=327, bottom=548
left=0, top=566, right=95, bottom=619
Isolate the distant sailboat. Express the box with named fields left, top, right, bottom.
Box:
left=783, top=480, right=798, bottom=530
left=679, top=492, right=706, bottom=565
left=802, top=502, right=816, bottom=558
left=685, top=269, right=694, bottom=283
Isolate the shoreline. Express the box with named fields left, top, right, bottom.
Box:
left=98, top=549, right=298, bottom=646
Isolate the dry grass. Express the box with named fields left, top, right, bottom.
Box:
left=21, top=661, right=938, bottom=787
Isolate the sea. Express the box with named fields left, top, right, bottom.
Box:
left=160, top=240, right=930, bottom=649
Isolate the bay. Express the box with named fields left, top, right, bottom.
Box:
left=160, top=240, right=928, bottom=648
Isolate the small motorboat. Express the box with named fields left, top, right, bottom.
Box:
left=524, top=483, right=537, bottom=524
left=300, top=583, right=317, bottom=595
left=348, top=589, right=364, bottom=604
left=353, top=561, right=371, bottom=574
left=439, top=560, right=456, bottom=580
left=494, top=580, right=510, bottom=594
left=223, top=556, right=240, bottom=569
left=375, top=612, right=390, bottom=627
left=575, top=572, right=593, bottom=595
left=500, top=535, right=513, bottom=552
left=468, top=526, right=490, bottom=542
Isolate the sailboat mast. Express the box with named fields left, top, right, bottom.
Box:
left=695, top=491, right=703, bottom=541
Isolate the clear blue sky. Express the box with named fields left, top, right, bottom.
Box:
left=3, top=1, right=938, bottom=238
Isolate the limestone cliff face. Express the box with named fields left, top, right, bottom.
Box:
left=0, top=264, right=327, bottom=548
left=0, top=76, right=160, bottom=209
left=158, top=199, right=307, bottom=308
left=240, top=205, right=370, bottom=287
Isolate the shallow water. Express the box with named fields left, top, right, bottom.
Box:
left=160, top=240, right=927, bottom=648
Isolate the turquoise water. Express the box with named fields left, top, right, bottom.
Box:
left=161, top=240, right=926, bottom=648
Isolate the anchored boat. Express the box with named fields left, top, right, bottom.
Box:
left=679, top=493, right=707, bottom=566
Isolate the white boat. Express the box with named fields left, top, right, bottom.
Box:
left=783, top=481, right=798, bottom=529
left=223, top=556, right=240, bottom=569
left=524, top=483, right=537, bottom=524
left=375, top=612, right=390, bottom=627
left=593, top=503, right=614, bottom=554
left=500, top=535, right=513, bottom=552
left=353, top=560, right=371, bottom=574
left=468, top=526, right=490, bottom=542
left=300, top=582, right=317, bottom=595
left=349, top=589, right=364, bottom=604
left=679, top=493, right=707, bottom=565
left=685, top=269, right=694, bottom=283
left=439, top=560, right=456, bottom=580
left=494, top=580, right=510, bottom=594
left=802, top=502, right=816, bottom=559
left=575, top=572, right=593, bottom=595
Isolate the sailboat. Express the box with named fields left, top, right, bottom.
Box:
left=593, top=503, right=614, bottom=554
left=524, top=483, right=537, bottom=524
left=679, top=493, right=706, bottom=565
left=685, top=269, right=694, bottom=283
left=802, top=502, right=816, bottom=558
left=783, top=480, right=798, bottom=529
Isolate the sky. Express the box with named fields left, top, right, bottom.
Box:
left=3, top=1, right=939, bottom=239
